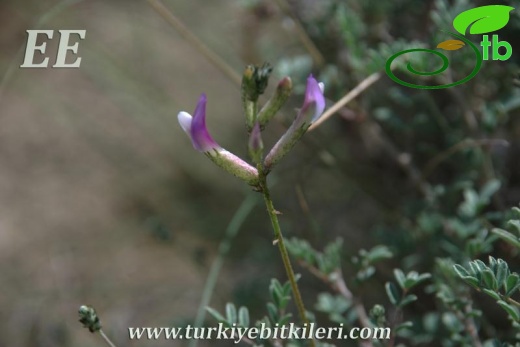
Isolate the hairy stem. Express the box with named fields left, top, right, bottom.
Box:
left=258, top=172, right=315, bottom=347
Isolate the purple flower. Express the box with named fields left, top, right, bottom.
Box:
left=178, top=94, right=259, bottom=186
left=178, top=94, right=220, bottom=152
left=264, top=75, right=325, bottom=169
left=302, top=74, right=326, bottom=123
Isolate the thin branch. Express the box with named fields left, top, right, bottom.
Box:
left=309, top=72, right=381, bottom=130
left=99, top=329, right=118, bottom=347
left=454, top=304, right=482, bottom=347
left=506, top=297, right=520, bottom=308
left=146, top=0, right=242, bottom=86
left=331, top=271, right=373, bottom=332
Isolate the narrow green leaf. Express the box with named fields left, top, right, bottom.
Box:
left=367, top=246, right=393, bottom=263
left=395, top=321, right=413, bottom=332
left=497, top=300, right=520, bottom=322
left=206, top=307, right=227, bottom=324
left=415, top=273, right=432, bottom=286
left=505, top=274, right=520, bottom=297
left=278, top=313, right=293, bottom=326
left=453, top=264, right=471, bottom=278
left=270, top=279, right=284, bottom=309
left=461, top=276, right=480, bottom=289
left=488, top=256, right=498, bottom=273
left=492, top=228, right=520, bottom=248
left=482, top=288, right=501, bottom=301
left=226, top=303, right=237, bottom=324
left=394, top=269, right=407, bottom=289
left=496, top=259, right=509, bottom=289
left=480, top=179, right=501, bottom=201
left=399, top=294, right=418, bottom=307
left=357, top=266, right=376, bottom=281
left=271, top=289, right=280, bottom=308
left=482, top=268, right=498, bottom=291
left=278, top=296, right=290, bottom=310
left=282, top=281, right=292, bottom=296
left=385, top=282, right=401, bottom=306
left=238, top=306, right=250, bottom=327
left=507, top=220, right=520, bottom=234
left=267, top=303, right=278, bottom=323
left=469, top=261, right=480, bottom=279
left=475, top=259, right=488, bottom=272
left=452, top=5, right=515, bottom=35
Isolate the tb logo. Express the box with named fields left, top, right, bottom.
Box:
left=480, top=35, right=512, bottom=61
left=386, top=5, right=515, bottom=89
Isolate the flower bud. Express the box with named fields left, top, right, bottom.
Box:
left=241, top=63, right=273, bottom=131
left=78, top=305, right=102, bottom=333
left=257, top=77, right=293, bottom=129
left=248, top=122, right=264, bottom=164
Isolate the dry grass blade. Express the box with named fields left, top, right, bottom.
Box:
left=146, top=0, right=242, bottom=86
left=309, top=72, right=381, bottom=130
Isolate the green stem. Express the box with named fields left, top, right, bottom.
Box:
left=258, top=172, right=315, bottom=347
left=99, top=329, right=117, bottom=347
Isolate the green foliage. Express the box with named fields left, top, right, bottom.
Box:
left=315, top=292, right=353, bottom=325
left=453, top=208, right=520, bottom=331
left=189, top=0, right=520, bottom=346
left=492, top=207, right=520, bottom=249
left=385, top=269, right=431, bottom=317
left=352, top=245, right=394, bottom=282
left=206, top=279, right=296, bottom=344
left=273, top=0, right=519, bottom=344
left=285, top=237, right=344, bottom=276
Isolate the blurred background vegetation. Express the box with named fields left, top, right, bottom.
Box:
left=0, top=0, right=519, bottom=346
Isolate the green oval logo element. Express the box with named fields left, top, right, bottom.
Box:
left=453, top=5, right=515, bottom=35
left=385, top=32, right=482, bottom=89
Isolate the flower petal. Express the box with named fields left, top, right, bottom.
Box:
left=304, top=75, right=326, bottom=123
left=189, top=94, right=220, bottom=152
left=177, top=111, right=193, bottom=134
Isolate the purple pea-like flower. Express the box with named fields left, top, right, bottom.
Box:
left=264, top=74, right=325, bottom=169
left=301, top=74, right=326, bottom=124
left=177, top=94, right=220, bottom=152
left=178, top=94, right=259, bottom=186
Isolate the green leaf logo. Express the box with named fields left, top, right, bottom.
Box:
left=453, top=5, right=515, bottom=35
